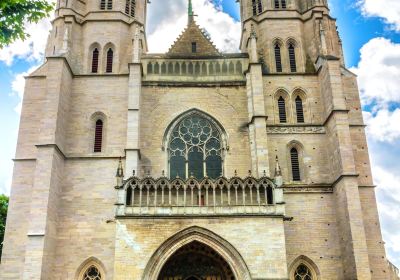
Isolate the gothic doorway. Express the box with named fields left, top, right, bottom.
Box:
left=157, top=241, right=235, bottom=280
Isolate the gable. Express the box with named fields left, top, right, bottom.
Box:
left=167, top=21, right=220, bottom=57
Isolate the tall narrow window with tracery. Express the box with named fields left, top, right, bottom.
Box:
left=275, top=43, right=283, bottom=72
left=252, top=0, right=262, bottom=15
left=289, top=43, right=297, bottom=72
left=94, top=120, right=103, bottom=153
left=168, top=113, right=223, bottom=179
left=293, top=264, right=313, bottom=280
left=125, top=0, right=135, bottom=17
left=92, top=48, right=99, bottom=73
left=291, top=147, right=301, bottom=181
left=106, top=48, right=113, bottom=73
left=82, top=265, right=102, bottom=280
left=278, top=96, right=287, bottom=123
left=295, top=96, right=305, bottom=123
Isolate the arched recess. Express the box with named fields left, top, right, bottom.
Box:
left=162, top=109, right=229, bottom=179
left=285, top=38, right=303, bottom=73
left=88, top=43, right=101, bottom=74
left=90, top=112, right=107, bottom=154
left=273, top=89, right=290, bottom=124
left=142, top=226, right=252, bottom=280
left=291, top=88, right=309, bottom=124
left=287, top=140, right=306, bottom=182
left=288, top=255, right=320, bottom=280
left=75, top=257, right=106, bottom=280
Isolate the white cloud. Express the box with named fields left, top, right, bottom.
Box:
left=363, top=109, right=400, bottom=143
left=0, top=19, right=52, bottom=65
left=350, top=38, right=400, bottom=107
left=147, top=0, right=240, bottom=53
left=357, top=0, right=400, bottom=31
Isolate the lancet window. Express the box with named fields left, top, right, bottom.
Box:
left=278, top=96, right=287, bottom=123
left=94, top=120, right=103, bottom=153
left=295, top=96, right=305, bottom=123
left=274, top=43, right=283, bottom=72
left=290, top=147, right=301, bottom=181
left=106, top=48, right=113, bottom=73
left=288, top=43, right=297, bottom=72
left=168, top=113, right=223, bottom=179
left=125, top=0, right=135, bottom=17
left=91, top=48, right=99, bottom=73
left=252, top=0, right=263, bottom=15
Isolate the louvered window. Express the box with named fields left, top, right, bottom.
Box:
left=281, top=0, right=287, bottom=8
left=94, top=120, right=103, bottom=153
left=192, top=42, right=197, bottom=53
left=289, top=44, right=297, bottom=72
left=257, top=0, right=262, bottom=13
left=278, top=96, right=287, bottom=123
left=252, top=0, right=257, bottom=15
left=274, top=0, right=280, bottom=8
left=125, top=0, right=135, bottom=17
left=106, top=48, right=113, bottom=73
left=100, top=0, right=112, bottom=10
left=291, top=148, right=301, bottom=181
left=275, top=44, right=282, bottom=72
left=107, top=0, right=112, bottom=9
left=100, top=0, right=105, bottom=10
left=91, top=48, right=99, bottom=73
left=295, top=96, right=305, bottom=123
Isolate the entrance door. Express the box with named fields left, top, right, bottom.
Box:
left=158, top=241, right=235, bottom=280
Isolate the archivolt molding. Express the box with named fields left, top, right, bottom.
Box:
left=288, top=255, right=320, bottom=280
left=75, top=256, right=106, bottom=280
left=141, top=226, right=252, bottom=280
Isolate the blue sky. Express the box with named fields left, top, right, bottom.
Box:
left=0, top=0, right=400, bottom=270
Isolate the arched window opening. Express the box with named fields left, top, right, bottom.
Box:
left=125, top=0, right=135, bottom=17
left=278, top=96, right=287, bottom=123
left=293, top=264, right=313, bottom=280
left=252, top=0, right=262, bottom=15
left=290, top=148, right=301, bottom=181
left=82, top=265, right=102, bottom=280
left=288, top=43, right=297, bottom=72
left=94, top=120, right=103, bottom=153
left=168, top=113, right=223, bottom=180
left=274, top=43, right=282, bottom=72
left=295, top=96, right=305, bottom=123
left=91, top=48, right=99, bottom=73
left=106, top=48, right=113, bottom=73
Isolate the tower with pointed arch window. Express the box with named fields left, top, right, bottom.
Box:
left=1, top=0, right=393, bottom=279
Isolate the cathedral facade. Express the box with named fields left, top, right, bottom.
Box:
left=1, top=0, right=395, bottom=279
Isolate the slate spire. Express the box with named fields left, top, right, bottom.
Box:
left=188, top=0, right=194, bottom=24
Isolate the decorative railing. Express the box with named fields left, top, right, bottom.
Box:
left=141, top=55, right=249, bottom=83
left=115, top=174, right=285, bottom=217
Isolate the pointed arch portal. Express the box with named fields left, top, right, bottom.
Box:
left=142, top=227, right=251, bottom=280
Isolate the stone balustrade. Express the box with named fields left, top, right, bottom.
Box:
left=115, top=174, right=285, bottom=217
left=141, top=54, right=249, bottom=83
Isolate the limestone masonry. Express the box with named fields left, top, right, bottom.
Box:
left=1, top=0, right=399, bottom=279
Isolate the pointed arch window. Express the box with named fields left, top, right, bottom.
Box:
left=125, top=0, right=135, bottom=17
left=91, top=48, right=99, bottom=73
left=288, top=43, right=297, bottom=72
left=82, top=265, right=102, bottom=280
left=295, top=96, right=305, bottom=123
left=274, top=43, right=283, bottom=72
left=106, top=48, right=113, bottom=73
left=290, top=148, right=301, bottom=181
left=94, top=120, right=103, bottom=153
left=278, top=96, right=287, bottom=123
left=168, top=113, right=223, bottom=179
left=293, top=264, right=313, bottom=280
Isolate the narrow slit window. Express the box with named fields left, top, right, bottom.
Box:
left=91, top=48, right=99, bottom=73
left=278, top=96, right=287, bottom=123
left=291, top=148, right=301, bottom=181
left=274, top=44, right=282, bottom=72
left=295, top=96, right=305, bottom=123
left=125, top=0, right=135, bottom=16
left=106, top=48, right=113, bottom=73
left=289, top=43, right=297, bottom=72
left=257, top=0, right=263, bottom=14
left=191, top=42, right=197, bottom=53
left=94, top=120, right=103, bottom=153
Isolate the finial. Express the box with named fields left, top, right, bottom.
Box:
left=190, top=172, right=194, bottom=179
left=176, top=174, right=180, bottom=179
left=147, top=170, right=151, bottom=177
left=234, top=170, right=238, bottom=177
left=162, top=170, right=165, bottom=177
left=188, top=0, right=194, bottom=24
left=263, top=170, right=267, bottom=177
left=115, top=157, right=124, bottom=187
left=132, top=170, right=136, bottom=177
left=248, top=170, right=252, bottom=177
